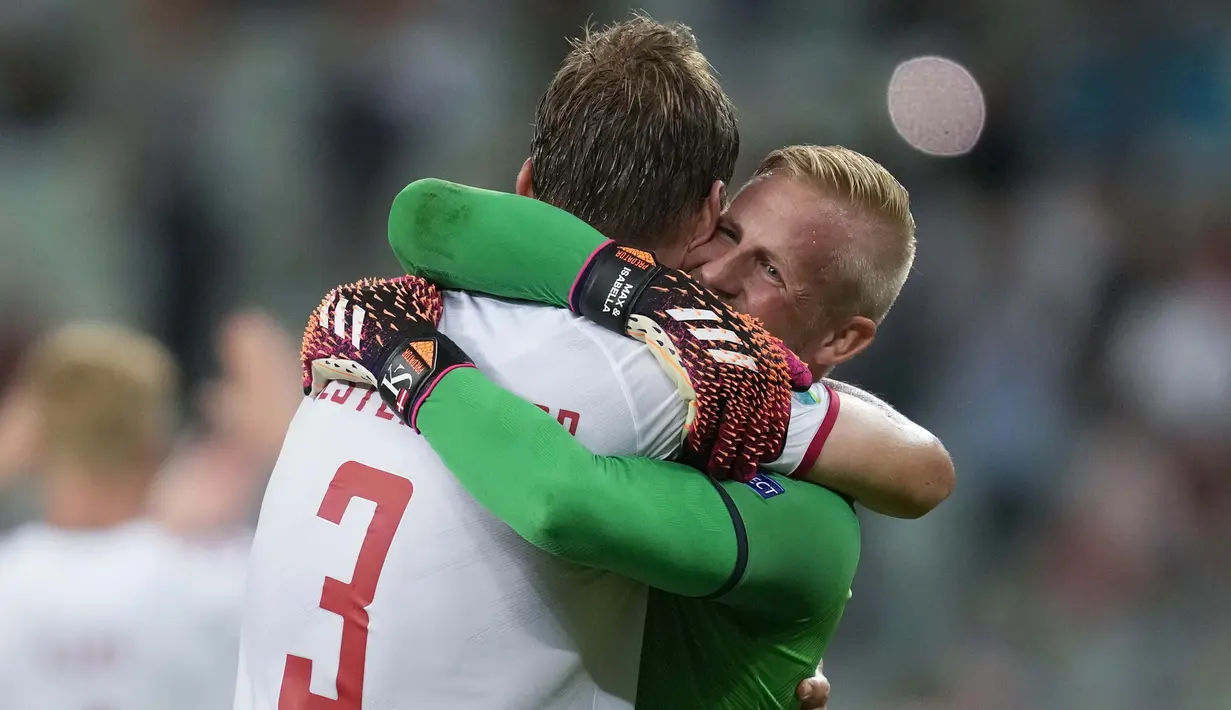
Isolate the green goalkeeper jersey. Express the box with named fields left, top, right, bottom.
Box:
left=391, top=180, right=862, bottom=709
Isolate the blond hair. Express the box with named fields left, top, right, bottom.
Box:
left=530, top=14, right=738, bottom=247
left=23, top=323, right=177, bottom=470
left=753, top=145, right=916, bottom=324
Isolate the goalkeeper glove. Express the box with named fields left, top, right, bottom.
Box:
left=301, top=276, right=473, bottom=431
left=571, top=242, right=811, bottom=480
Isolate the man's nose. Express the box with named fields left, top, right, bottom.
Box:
left=693, top=255, right=741, bottom=303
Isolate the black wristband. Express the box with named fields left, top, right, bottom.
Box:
left=571, top=243, right=664, bottom=334
left=374, top=325, right=473, bottom=428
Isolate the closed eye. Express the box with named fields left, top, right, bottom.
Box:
left=716, top=224, right=740, bottom=243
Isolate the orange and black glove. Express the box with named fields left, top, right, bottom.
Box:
left=301, top=276, right=473, bottom=431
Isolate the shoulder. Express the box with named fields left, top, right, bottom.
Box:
left=439, top=291, right=632, bottom=367
left=441, top=290, right=562, bottom=325
left=440, top=291, right=686, bottom=460
left=441, top=290, right=649, bottom=363
left=570, top=319, right=687, bottom=460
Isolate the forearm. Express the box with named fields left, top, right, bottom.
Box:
left=414, top=368, right=736, bottom=597
left=387, top=179, right=605, bottom=305
left=807, top=381, right=955, bottom=518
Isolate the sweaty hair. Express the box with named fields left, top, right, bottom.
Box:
left=22, top=323, right=177, bottom=471
left=529, top=14, right=739, bottom=248
left=753, top=145, right=916, bottom=324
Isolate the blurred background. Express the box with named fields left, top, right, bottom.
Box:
left=1, top=0, right=1229, bottom=707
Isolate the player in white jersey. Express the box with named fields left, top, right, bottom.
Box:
left=0, top=323, right=248, bottom=710
left=236, top=293, right=840, bottom=709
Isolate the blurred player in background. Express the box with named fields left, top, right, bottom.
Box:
left=151, top=311, right=303, bottom=536
left=0, top=323, right=247, bottom=710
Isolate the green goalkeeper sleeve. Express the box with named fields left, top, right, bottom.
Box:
left=387, top=179, right=603, bottom=305
left=415, top=367, right=860, bottom=621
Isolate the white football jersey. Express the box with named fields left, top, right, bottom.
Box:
left=0, top=520, right=248, bottom=710
left=234, top=292, right=836, bottom=710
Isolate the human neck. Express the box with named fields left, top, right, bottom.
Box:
left=627, top=227, right=692, bottom=269
left=41, top=460, right=151, bottom=530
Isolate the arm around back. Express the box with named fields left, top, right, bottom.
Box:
left=805, top=382, right=954, bottom=519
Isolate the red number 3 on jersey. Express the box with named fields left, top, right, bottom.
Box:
left=279, top=462, right=413, bottom=709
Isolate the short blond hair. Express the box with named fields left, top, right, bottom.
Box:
left=23, top=323, right=177, bottom=470
left=753, top=145, right=916, bottom=324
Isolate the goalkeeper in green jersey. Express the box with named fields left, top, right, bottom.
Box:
left=301, top=18, right=952, bottom=709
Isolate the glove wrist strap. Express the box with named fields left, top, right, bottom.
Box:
left=571, top=243, right=663, bottom=334
left=375, top=327, right=473, bottom=431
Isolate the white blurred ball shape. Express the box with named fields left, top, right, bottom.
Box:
left=887, top=56, right=985, bottom=157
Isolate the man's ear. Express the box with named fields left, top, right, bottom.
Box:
left=810, top=316, right=877, bottom=373
left=515, top=158, right=535, bottom=198
left=685, top=180, right=725, bottom=252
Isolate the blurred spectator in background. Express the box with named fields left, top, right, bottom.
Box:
left=0, top=323, right=246, bottom=709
